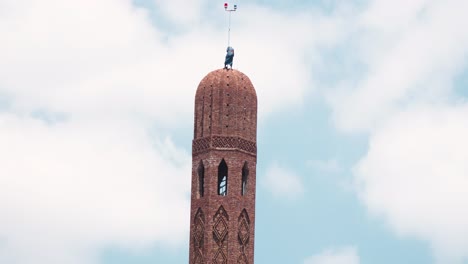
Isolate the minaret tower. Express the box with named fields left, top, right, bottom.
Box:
left=189, top=68, right=258, bottom=264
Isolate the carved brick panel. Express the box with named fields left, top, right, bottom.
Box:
left=237, top=209, right=250, bottom=264
left=213, top=206, right=229, bottom=264
left=193, top=208, right=205, bottom=264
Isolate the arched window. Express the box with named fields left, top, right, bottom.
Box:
left=197, top=161, right=205, bottom=198
left=218, top=159, right=228, bottom=196
left=241, top=162, right=249, bottom=196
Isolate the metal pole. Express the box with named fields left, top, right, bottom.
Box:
left=228, top=11, right=231, bottom=47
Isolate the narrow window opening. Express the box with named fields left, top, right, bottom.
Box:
left=241, top=162, right=249, bottom=196
left=218, top=159, right=228, bottom=196
left=197, top=161, right=205, bottom=198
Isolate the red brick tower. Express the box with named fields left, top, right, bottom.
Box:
left=189, top=68, right=257, bottom=264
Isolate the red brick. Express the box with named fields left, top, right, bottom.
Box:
left=189, top=69, right=257, bottom=264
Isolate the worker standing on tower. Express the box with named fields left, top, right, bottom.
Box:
left=224, top=3, right=237, bottom=70
left=224, top=46, right=234, bottom=69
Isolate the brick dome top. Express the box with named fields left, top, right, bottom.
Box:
left=195, top=69, right=257, bottom=99
left=193, top=69, right=257, bottom=142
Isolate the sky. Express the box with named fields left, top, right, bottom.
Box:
left=1, top=0, right=468, bottom=263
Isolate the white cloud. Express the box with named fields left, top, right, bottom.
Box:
left=153, top=0, right=207, bottom=26
left=355, top=104, right=468, bottom=263
left=321, top=0, right=468, bottom=262
left=328, top=0, right=468, bottom=133
left=235, top=4, right=346, bottom=116
left=0, top=114, right=191, bottom=264
left=263, top=162, right=304, bottom=200
left=0, top=0, right=335, bottom=123
left=0, top=0, right=341, bottom=263
left=0, top=1, right=197, bottom=261
left=304, top=247, right=360, bottom=264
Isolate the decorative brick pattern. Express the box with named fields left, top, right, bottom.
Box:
left=189, top=69, right=257, bottom=264
left=193, top=208, right=205, bottom=264
left=213, top=206, right=229, bottom=264
left=192, top=138, right=211, bottom=154
left=237, top=209, right=250, bottom=264
left=192, top=136, right=257, bottom=156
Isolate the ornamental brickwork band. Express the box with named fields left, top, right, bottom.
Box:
left=192, top=136, right=257, bottom=156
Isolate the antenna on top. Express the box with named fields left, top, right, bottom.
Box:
left=224, top=2, right=237, bottom=47
left=224, top=3, right=237, bottom=70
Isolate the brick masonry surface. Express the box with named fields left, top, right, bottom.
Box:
left=189, top=68, right=257, bottom=264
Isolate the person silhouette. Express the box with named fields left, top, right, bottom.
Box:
left=224, top=46, right=234, bottom=69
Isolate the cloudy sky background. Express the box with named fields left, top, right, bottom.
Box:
left=1, top=0, right=468, bottom=263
